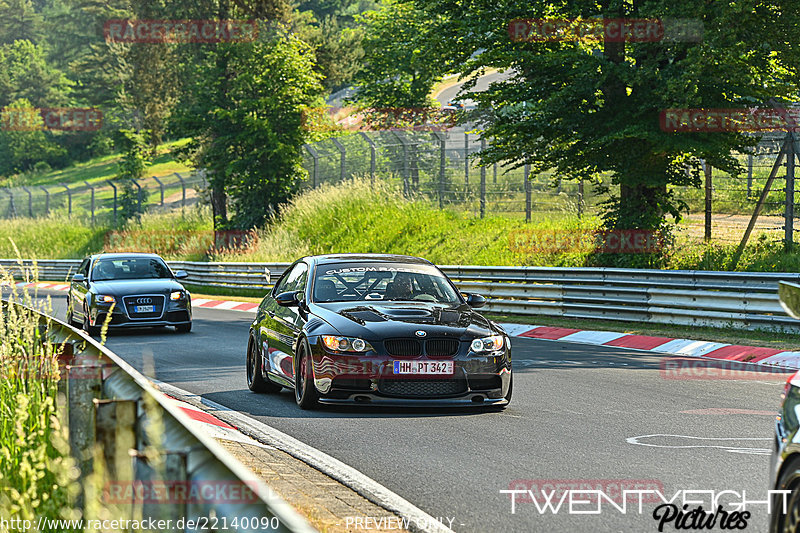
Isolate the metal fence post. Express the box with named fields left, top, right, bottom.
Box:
left=132, top=178, right=143, bottom=213
left=94, top=399, right=137, bottom=482
left=84, top=181, right=95, bottom=225
left=331, top=138, right=346, bottom=182
left=21, top=186, right=32, bottom=217
left=464, top=133, right=469, bottom=196
left=480, top=137, right=486, bottom=218
left=68, top=365, right=102, bottom=493
left=359, top=132, right=376, bottom=185
left=153, top=175, right=164, bottom=206
left=578, top=180, right=584, bottom=219
left=391, top=131, right=409, bottom=188
left=786, top=136, right=795, bottom=250
left=39, top=186, right=49, bottom=215
left=61, top=183, right=72, bottom=217
left=304, top=144, right=319, bottom=188
left=524, top=163, right=531, bottom=222
left=107, top=180, right=117, bottom=225
left=493, top=163, right=497, bottom=184
left=437, top=132, right=446, bottom=208
left=4, top=189, right=15, bottom=218
left=747, top=153, right=753, bottom=197
left=704, top=162, right=712, bottom=241
left=174, top=172, right=186, bottom=206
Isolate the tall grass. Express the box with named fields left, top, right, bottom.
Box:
left=0, top=275, right=81, bottom=527
left=218, top=178, right=600, bottom=266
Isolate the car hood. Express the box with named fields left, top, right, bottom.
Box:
left=309, top=301, right=498, bottom=340
left=91, top=278, right=184, bottom=297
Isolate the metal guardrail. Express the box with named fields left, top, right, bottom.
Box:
left=6, top=298, right=316, bottom=532
left=4, top=259, right=800, bottom=332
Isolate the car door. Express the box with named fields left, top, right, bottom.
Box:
left=259, top=262, right=309, bottom=386
left=70, top=258, right=91, bottom=319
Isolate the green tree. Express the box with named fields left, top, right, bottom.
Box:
left=413, top=0, right=800, bottom=254
left=0, top=98, right=66, bottom=176
left=176, top=30, right=323, bottom=229
left=113, top=129, right=149, bottom=223
left=0, top=0, right=44, bottom=44
left=0, top=40, right=72, bottom=108
left=352, top=0, right=448, bottom=108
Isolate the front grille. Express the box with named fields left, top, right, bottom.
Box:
left=425, top=338, right=460, bottom=357
left=331, top=377, right=371, bottom=390
left=468, top=376, right=502, bottom=390
left=122, top=295, right=165, bottom=319
left=379, top=379, right=467, bottom=398
left=384, top=339, right=422, bottom=357
left=165, top=310, right=190, bottom=322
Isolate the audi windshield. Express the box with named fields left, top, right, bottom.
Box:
left=92, top=257, right=173, bottom=281
left=312, top=262, right=461, bottom=304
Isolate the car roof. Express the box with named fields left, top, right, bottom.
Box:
left=90, top=252, right=165, bottom=261
left=307, top=254, right=433, bottom=266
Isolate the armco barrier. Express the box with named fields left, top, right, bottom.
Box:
left=3, top=259, right=800, bottom=332
left=4, top=298, right=316, bottom=533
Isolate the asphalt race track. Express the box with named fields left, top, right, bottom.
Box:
left=34, top=291, right=790, bottom=532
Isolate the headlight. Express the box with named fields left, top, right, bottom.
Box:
left=470, top=335, right=505, bottom=353
left=170, top=291, right=185, bottom=301
left=321, top=335, right=373, bottom=353
left=99, top=295, right=115, bottom=303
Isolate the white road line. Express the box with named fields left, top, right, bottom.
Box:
left=154, top=380, right=455, bottom=533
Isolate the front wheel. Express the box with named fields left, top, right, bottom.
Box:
left=82, top=304, right=100, bottom=337
left=66, top=296, right=78, bottom=327
left=294, top=342, right=319, bottom=409
left=772, top=457, right=800, bottom=533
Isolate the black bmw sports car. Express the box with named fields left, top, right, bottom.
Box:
left=246, top=254, right=512, bottom=409
left=66, top=252, right=192, bottom=336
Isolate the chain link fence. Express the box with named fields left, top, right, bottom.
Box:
left=302, top=128, right=800, bottom=248
left=0, top=171, right=206, bottom=224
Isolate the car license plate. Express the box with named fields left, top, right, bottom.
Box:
left=133, top=305, right=154, bottom=313
left=393, top=360, right=454, bottom=375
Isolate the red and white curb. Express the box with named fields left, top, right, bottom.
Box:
left=500, top=323, right=800, bottom=371
left=164, top=393, right=274, bottom=449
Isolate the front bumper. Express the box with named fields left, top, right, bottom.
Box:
left=91, top=299, right=192, bottom=328
left=306, top=336, right=512, bottom=405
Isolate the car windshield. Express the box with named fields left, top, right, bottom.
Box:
left=313, top=262, right=461, bottom=304
left=92, top=257, right=173, bottom=281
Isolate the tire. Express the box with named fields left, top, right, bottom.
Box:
left=176, top=322, right=192, bottom=333
left=294, top=341, right=319, bottom=409
left=66, top=296, right=78, bottom=327
left=247, top=337, right=282, bottom=393
left=772, top=456, right=800, bottom=533
left=82, top=303, right=100, bottom=337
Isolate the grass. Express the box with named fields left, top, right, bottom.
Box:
left=1, top=139, right=193, bottom=189
left=0, top=282, right=80, bottom=525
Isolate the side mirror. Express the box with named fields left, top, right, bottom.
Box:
left=276, top=291, right=300, bottom=307
left=464, top=292, right=486, bottom=308
left=174, top=270, right=188, bottom=280
left=72, top=274, right=85, bottom=283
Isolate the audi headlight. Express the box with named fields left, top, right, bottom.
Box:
left=170, top=291, right=185, bottom=301
left=470, top=335, right=505, bottom=353
left=98, top=295, right=115, bottom=303
left=321, top=336, right=373, bottom=353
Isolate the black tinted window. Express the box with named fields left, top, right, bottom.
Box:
left=92, top=258, right=172, bottom=281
